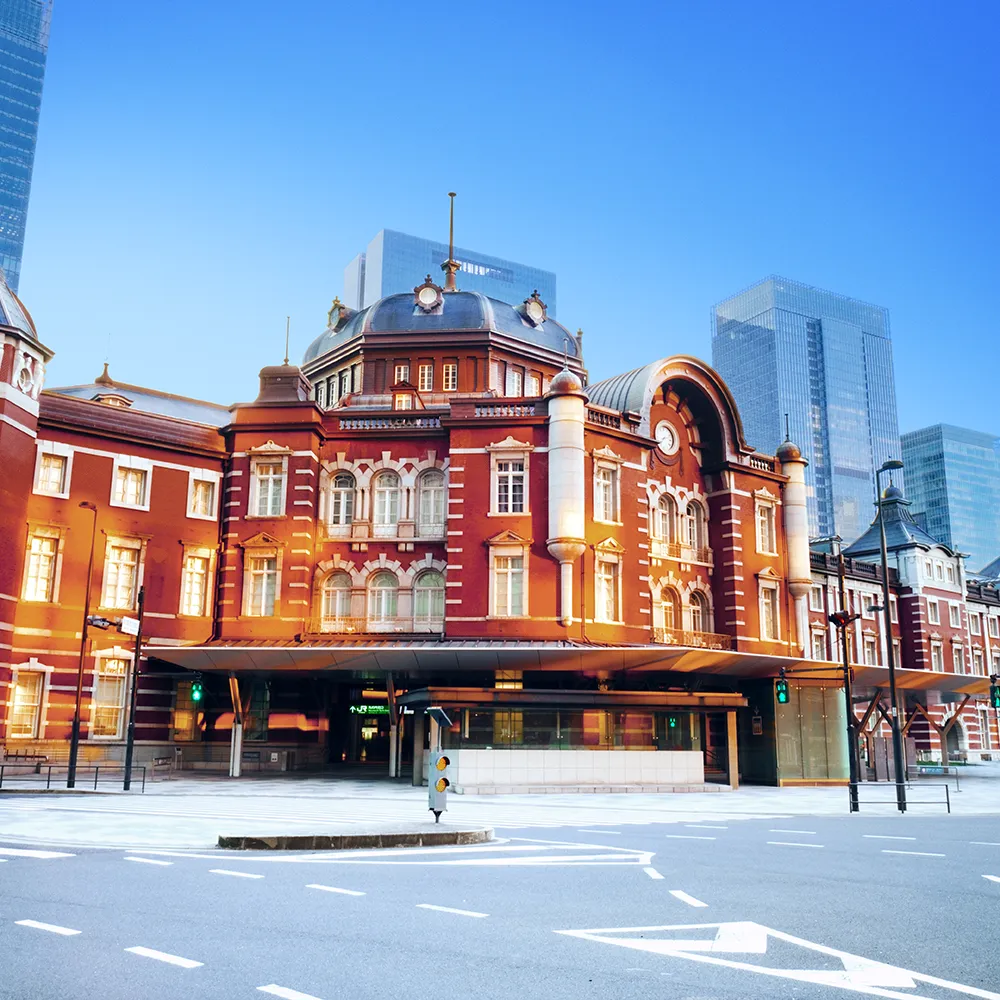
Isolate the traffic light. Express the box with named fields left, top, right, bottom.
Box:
left=191, top=678, right=204, bottom=703
left=991, top=683, right=1000, bottom=710
left=428, top=751, right=451, bottom=821
left=775, top=673, right=790, bottom=705
left=668, top=715, right=678, bottom=730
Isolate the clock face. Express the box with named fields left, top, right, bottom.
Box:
left=417, top=285, right=438, bottom=307
left=526, top=300, right=544, bottom=324
left=655, top=420, right=678, bottom=455
left=15, top=365, right=33, bottom=395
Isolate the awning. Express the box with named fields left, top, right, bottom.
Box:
left=398, top=686, right=748, bottom=710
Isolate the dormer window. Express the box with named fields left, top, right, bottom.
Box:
left=93, top=393, right=133, bottom=408
left=394, top=393, right=414, bottom=410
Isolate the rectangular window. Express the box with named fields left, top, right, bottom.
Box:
left=809, top=586, right=824, bottom=612
left=989, top=617, right=1000, bottom=639
left=970, top=613, right=981, bottom=635
left=760, top=586, right=779, bottom=641
left=101, top=541, right=140, bottom=610
left=442, top=363, right=458, bottom=391
left=506, top=368, right=523, bottom=396
left=924, top=558, right=933, bottom=578
left=889, top=596, right=898, bottom=623
left=490, top=359, right=503, bottom=392
left=525, top=373, right=540, bottom=396
left=23, top=532, right=58, bottom=602
left=10, top=670, right=43, bottom=737
left=811, top=631, right=827, bottom=661
left=394, top=393, right=413, bottom=410
left=92, top=657, right=129, bottom=738
left=495, top=460, right=525, bottom=514
left=418, top=364, right=433, bottom=392
left=946, top=564, right=955, bottom=583
left=114, top=467, right=148, bottom=508
left=935, top=562, right=943, bottom=581
left=930, top=643, right=944, bottom=671
left=253, top=461, right=285, bottom=517
left=180, top=554, right=210, bottom=617
left=35, top=453, right=68, bottom=496
left=246, top=555, right=277, bottom=616
left=862, top=594, right=876, bottom=618
left=981, top=709, right=993, bottom=751
left=927, top=600, right=940, bottom=625
left=594, top=467, right=618, bottom=522
left=189, top=478, right=216, bottom=519
left=949, top=604, right=961, bottom=628
left=863, top=637, right=878, bottom=665
left=952, top=646, right=964, bottom=674
left=340, top=370, right=351, bottom=399
left=394, top=363, right=410, bottom=385
left=595, top=559, right=619, bottom=622
left=756, top=503, right=776, bottom=554
left=972, top=649, right=984, bottom=675
left=315, top=381, right=325, bottom=408
left=493, top=555, right=524, bottom=617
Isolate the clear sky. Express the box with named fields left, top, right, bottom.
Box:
left=21, top=0, right=999, bottom=440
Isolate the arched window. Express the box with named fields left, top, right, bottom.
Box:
left=689, top=591, right=709, bottom=634
left=655, top=586, right=682, bottom=639
left=372, top=471, right=400, bottom=536
left=321, top=571, right=352, bottom=630
left=367, top=571, right=398, bottom=628
left=327, top=472, right=355, bottom=532
left=413, top=570, right=445, bottom=628
left=417, top=470, right=446, bottom=536
left=685, top=501, right=707, bottom=551
left=654, top=494, right=677, bottom=541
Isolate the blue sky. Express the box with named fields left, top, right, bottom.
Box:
left=21, top=0, right=999, bottom=438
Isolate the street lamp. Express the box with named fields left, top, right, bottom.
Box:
left=816, top=534, right=861, bottom=812
left=876, top=459, right=907, bottom=813
left=68, top=501, right=98, bottom=789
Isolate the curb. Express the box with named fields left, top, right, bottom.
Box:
left=217, top=827, right=494, bottom=851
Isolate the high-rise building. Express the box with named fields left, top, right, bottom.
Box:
left=901, top=424, right=1000, bottom=573
left=713, top=276, right=903, bottom=544
left=0, top=0, right=51, bottom=293
left=343, top=229, right=557, bottom=315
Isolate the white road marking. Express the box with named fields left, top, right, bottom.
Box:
left=768, top=829, right=816, bottom=835
left=644, top=867, right=664, bottom=880
left=665, top=835, right=716, bottom=841
left=972, top=842, right=1000, bottom=847
left=416, top=904, right=489, bottom=918
left=15, top=919, right=81, bottom=936
left=669, top=890, right=708, bottom=908
left=983, top=875, right=1000, bottom=884
left=685, top=825, right=728, bottom=830
left=125, top=856, right=172, bottom=866
left=306, top=884, right=365, bottom=896
left=863, top=835, right=917, bottom=841
left=258, top=986, right=324, bottom=1000
left=578, top=829, right=621, bottom=835
left=766, top=842, right=824, bottom=849
left=125, top=946, right=203, bottom=968
left=209, top=868, right=264, bottom=879
left=0, top=847, right=74, bottom=859
left=882, top=850, right=945, bottom=857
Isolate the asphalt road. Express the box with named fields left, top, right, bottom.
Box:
left=1, top=814, right=998, bottom=1000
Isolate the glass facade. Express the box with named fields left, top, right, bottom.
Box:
left=343, top=229, right=557, bottom=314
left=0, top=0, right=50, bottom=293
left=713, top=276, right=902, bottom=543
left=901, top=424, right=1000, bottom=573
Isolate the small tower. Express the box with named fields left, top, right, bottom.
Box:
left=777, top=435, right=811, bottom=654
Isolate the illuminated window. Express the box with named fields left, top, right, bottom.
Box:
left=114, top=467, right=147, bottom=508
left=492, top=555, right=524, bottom=617
left=506, top=368, right=523, bottom=396
left=417, top=469, right=446, bottom=535
left=413, top=570, right=445, bottom=624
left=418, top=364, right=434, bottom=392
left=759, top=584, right=780, bottom=641
left=367, top=571, right=398, bottom=627
left=594, top=466, right=618, bottom=522
left=10, top=670, right=43, bottom=738
left=252, top=460, right=286, bottom=517
left=595, top=559, right=619, bottom=622
left=92, top=656, right=129, bottom=738
left=442, top=363, right=458, bottom=391
left=394, top=393, right=413, bottom=410
left=245, top=555, right=278, bottom=616
left=35, top=452, right=68, bottom=496
left=180, top=553, right=210, bottom=617
left=755, top=500, right=776, bottom=554
left=495, top=460, right=525, bottom=514
left=321, top=571, right=352, bottom=627
left=101, top=539, right=141, bottom=610
left=23, top=530, right=59, bottom=602
left=373, top=472, right=400, bottom=536
left=654, top=587, right=681, bottom=635
left=188, top=475, right=218, bottom=519
left=328, top=472, right=355, bottom=529
left=394, top=364, right=410, bottom=385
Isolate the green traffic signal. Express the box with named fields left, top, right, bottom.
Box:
left=775, top=678, right=790, bottom=704
left=668, top=715, right=678, bottom=729
left=191, top=681, right=203, bottom=703
left=991, top=684, right=1000, bottom=710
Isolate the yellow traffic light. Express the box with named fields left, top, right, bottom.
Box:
left=435, top=755, right=450, bottom=771
left=435, top=776, right=450, bottom=793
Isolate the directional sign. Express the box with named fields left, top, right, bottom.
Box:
left=555, top=921, right=1000, bottom=998
left=120, top=616, right=140, bottom=637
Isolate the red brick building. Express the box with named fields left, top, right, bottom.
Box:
left=1, top=273, right=995, bottom=789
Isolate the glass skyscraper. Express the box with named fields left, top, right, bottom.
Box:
left=344, top=229, right=557, bottom=314
left=901, top=424, right=1000, bottom=573
left=713, top=276, right=902, bottom=544
left=0, top=0, right=50, bottom=293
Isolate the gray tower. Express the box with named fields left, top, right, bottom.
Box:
left=713, top=276, right=902, bottom=544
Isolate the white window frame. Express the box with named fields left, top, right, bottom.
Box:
left=946, top=564, right=956, bottom=583
left=242, top=547, right=281, bottom=617
left=489, top=542, right=528, bottom=618
left=809, top=585, right=824, bottom=612
left=417, top=469, right=446, bottom=537
left=889, top=596, right=898, bottom=623
left=110, top=455, right=153, bottom=511
left=924, top=558, right=933, bottom=579
left=688, top=590, right=711, bottom=634
left=810, top=630, right=827, bottom=661
left=367, top=570, right=399, bottom=630
left=981, top=709, right=993, bottom=751
left=927, top=600, right=940, bottom=626
left=394, top=393, right=414, bottom=410
left=989, top=616, right=1000, bottom=639
left=321, top=570, right=353, bottom=628
left=930, top=642, right=944, bottom=671
left=394, top=363, right=410, bottom=385
left=861, top=594, right=876, bottom=619
left=505, top=367, right=523, bottom=397
left=442, top=362, right=458, bottom=392
left=8, top=662, right=50, bottom=739
left=593, top=462, right=620, bottom=524
left=972, top=648, right=984, bottom=675
left=759, top=581, right=780, bottom=641
left=89, top=648, right=132, bottom=740
left=952, top=645, right=965, bottom=674
left=684, top=499, right=708, bottom=554
left=594, top=555, right=621, bottom=624
left=417, top=363, right=434, bottom=392
left=413, top=569, right=445, bottom=626
left=186, top=469, right=221, bottom=521
left=21, top=525, right=64, bottom=603
left=948, top=603, right=961, bottom=628
left=325, top=471, right=356, bottom=535
left=863, top=635, right=878, bottom=666
left=970, top=612, right=981, bottom=636
left=100, top=535, right=145, bottom=611
left=754, top=497, right=778, bottom=555
left=179, top=545, right=215, bottom=617
left=372, top=470, right=401, bottom=537
left=32, top=441, right=73, bottom=499
left=489, top=442, right=532, bottom=516
left=248, top=454, right=288, bottom=518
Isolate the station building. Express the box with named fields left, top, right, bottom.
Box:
left=0, top=268, right=995, bottom=790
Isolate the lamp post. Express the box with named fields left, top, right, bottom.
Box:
left=122, top=585, right=145, bottom=792
left=67, top=501, right=98, bottom=789
left=876, top=459, right=907, bottom=813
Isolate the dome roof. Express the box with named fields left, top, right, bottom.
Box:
left=302, top=291, right=581, bottom=366
left=547, top=367, right=585, bottom=396
left=776, top=439, right=803, bottom=462
left=0, top=267, right=36, bottom=340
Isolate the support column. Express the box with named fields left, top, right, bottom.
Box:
left=726, top=710, right=739, bottom=790
left=411, top=711, right=426, bottom=787
left=778, top=439, right=811, bottom=655
left=228, top=673, right=243, bottom=779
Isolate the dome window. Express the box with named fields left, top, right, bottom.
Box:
left=413, top=275, right=443, bottom=313
left=517, top=289, right=547, bottom=327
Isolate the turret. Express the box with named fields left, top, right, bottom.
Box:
left=545, top=368, right=587, bottom=627
left=778, top=437, right=811, bottom=654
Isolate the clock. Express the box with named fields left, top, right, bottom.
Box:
left=525, top=299, right=544, bottom=324
left=655, top=420, right=678, bottom=455
left=417, top=285, right=439, bottom=307
left=414, top=275, right=443, bottom=312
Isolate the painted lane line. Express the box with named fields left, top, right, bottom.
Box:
left=984, top=875, right=1000, bottom=884
left=306, top=884, right=365, bottom=896
left=685, top=825, right=728, bottom=830
left=578, top=829, right=621, bottom=835
left=258, top=986, right=324, bottom=1000
left=125, top=856, right=172, bottom=866
left=669, top=890, right=708, bottom=908
left=665, top=835, right=716, bottom=841
left=863, top=834, right=917, bottom=841
left=769, top=829, right=816, bottom=835
left=15, top=919, right=81, bottom=936
left=0, top=847, right=75, bottom=859
left=644, top=867, right=664, bottom=880
left=416, top=904, right=489, bottom=918
left=209, top=868, right=264, bottom=879
left=767, top=842, right=824, bottom=849
left=972, top=842, right=1000, bottom=847
left=125, top=946, right=203, bottom=969
left=882, top=850, right=945, bottom=857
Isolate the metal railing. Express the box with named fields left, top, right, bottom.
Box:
left=650, top=539, right=712, bottom=564
left=475, top=403, right=537, bottom=418
left=586, top=407, right=622, bottom=429
left=306, top=615, right=445, bottom=636
left=338, top=415, right=442, bottom=430
left=0, top=762, right=147, bottom=792
left=652, top=627, right=733, bottom=650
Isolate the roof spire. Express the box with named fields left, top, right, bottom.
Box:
left=441, top=191, right=459, bottom=292
left=284, top=316, right=290, bottom=365
left=95, top=362, right=113, bottom=386
left=784, top=412, right=790, bottom=440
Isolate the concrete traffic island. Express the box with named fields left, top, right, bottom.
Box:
left=217, top=822, right=493, bottom=851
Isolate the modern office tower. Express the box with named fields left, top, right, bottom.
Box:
left=901, top=424, right=1000, bottom=573
left=713, top=276, right=903, bottom=544
left=342, top=229, right=557, bottom=314
left=0, top=0, right=51, bottom=293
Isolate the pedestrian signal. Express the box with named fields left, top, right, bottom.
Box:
left=775, top=678, right=790, bottom=704
left=991, top=684, right=1000, bottom=710
left=191, top=680, right=204, bottom=703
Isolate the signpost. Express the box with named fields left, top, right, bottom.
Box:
left=122, top=586, right=145, bottom=792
